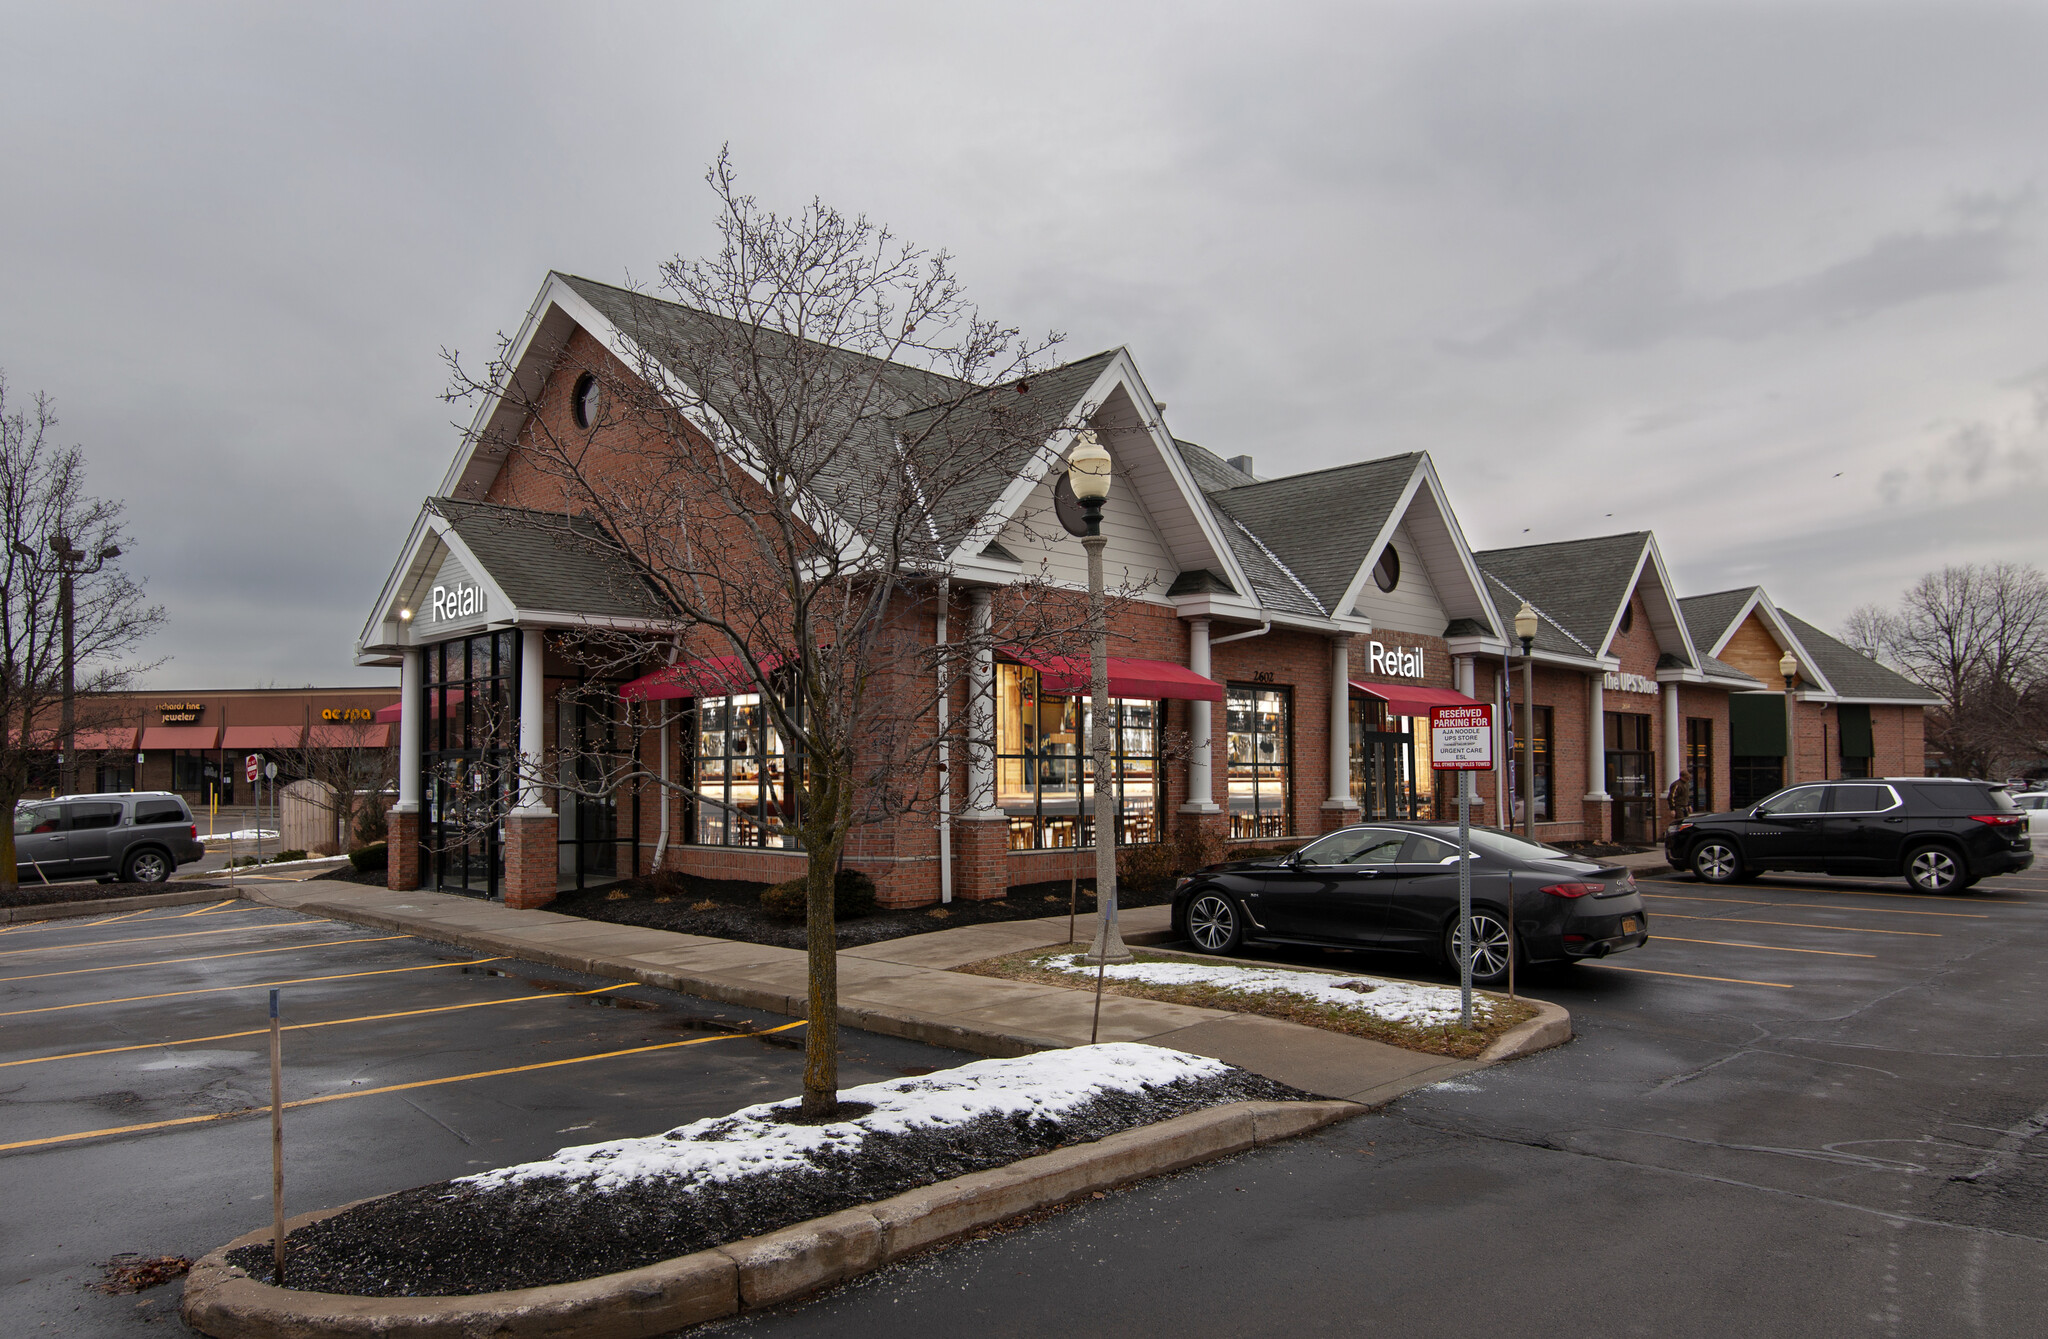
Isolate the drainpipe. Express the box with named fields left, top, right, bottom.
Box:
left=650, top=641, right=680, bottom=873
left=937, top=579, right=953, bottom=903
left=1210, top=620, right=1272, bottom=647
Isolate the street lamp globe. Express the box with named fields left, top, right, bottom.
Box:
left=1513, top=601, right=1538, bottom=651
left=1778, top=650, right=1798, bottom=685
left=1067, top=430, right=1112, bottom=502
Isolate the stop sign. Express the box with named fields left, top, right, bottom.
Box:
left=245, top=754, right=260, bottom=783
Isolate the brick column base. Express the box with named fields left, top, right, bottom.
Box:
left=503, top=812, right=558, bottom=909
left=1318, top=801, right=1361, bottom=833
left=386, top=807, right=421, bottom=891
left=953, top=815, right=1011, bottom=901
left=1173, top=809, right=1229, bottom=870
left=1582, top=799, right=1611, bottom=844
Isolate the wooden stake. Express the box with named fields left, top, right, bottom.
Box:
left=1090, top=940, right=1108, bottom=1046
left=269, top=987, right=286, bottom=1285
left=1068, top=875, right=1077, bottom=945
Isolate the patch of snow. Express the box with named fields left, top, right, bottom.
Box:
left=1428, top=1080, right=1483, bottom=1093
left=458, top=1043, right=1229, bottom=1193
left=1036, top=953, right=1509, bottom=1030
left=198, top=829, right=279, bottom=843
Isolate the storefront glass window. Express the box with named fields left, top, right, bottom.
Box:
left=994, top=663, right=1160, bottom=849
left=692, top=691, right=800, bottom=848
left=1227, top=684, right=1291, bottom=839
left=423, top=631, right=518, bottom=898
left=1686, top=718, right=1713, bottom=811
left=1511, top=704, right=1552, bottom=824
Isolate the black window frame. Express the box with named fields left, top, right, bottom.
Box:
left=1226, top=682, right=1293, bottom=840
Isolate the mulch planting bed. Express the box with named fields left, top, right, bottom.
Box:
left=0, top=879, right=225, bottom=909
left=225, top=1063, right=1310, bottom=1297
left=539, top=872, right=1188, bottom=951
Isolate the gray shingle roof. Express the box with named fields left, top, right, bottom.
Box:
left=1205, top=454, right=1422, bottom=613
left=431, top=498, right=671, bottom=620
left=1481, top=571, right=1594, bottom=658
left=1678, top=587, right=1759, bottom=657
left=558, top=273, right=1112, bottom=556
left=1779, top=611, right=1934, bottom=702
left=1174, top=439, right=1259, bottom=494
left=1476, top=532, right=1651, bottom=659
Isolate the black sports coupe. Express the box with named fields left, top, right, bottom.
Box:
left=1170, top=823, right=1649, bottom=985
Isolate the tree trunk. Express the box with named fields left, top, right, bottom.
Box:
left=798, top=753, right=850, bottom=1119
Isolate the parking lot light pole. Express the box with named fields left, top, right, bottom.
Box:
left=1514, top=602, right=1538, bottom=840
left=1068, top=431, right=1131, bottom=969
left=13, top=536, right=121, bottom=797
left=1779, top=650, right=1799, bottom=788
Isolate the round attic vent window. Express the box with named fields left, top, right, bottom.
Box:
left=572, top=373, right=601, bottom=430
left=1372, top=546, right=1400, bottom=593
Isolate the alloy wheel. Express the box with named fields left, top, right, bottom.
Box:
left=1450, top=911, right=1512, bottom=982
left=1908, top=848, right=1959, bottom=892
left=1187, top=895, right=1238, bottom=952
left=128, top=850, right=169, bottom=883
left=1695, top=843, right=1738, bottom=882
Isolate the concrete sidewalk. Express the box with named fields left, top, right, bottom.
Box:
left=252, top=881, right=1563, bottom=1107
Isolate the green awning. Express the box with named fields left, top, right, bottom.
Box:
left=1838, top=703, right=1874, bottom=758
left=1730, top=693, right=1787, bottom=756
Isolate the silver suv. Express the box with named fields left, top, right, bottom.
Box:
left=14, top=792, right=206, bottom=884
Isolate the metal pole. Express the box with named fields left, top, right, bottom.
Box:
left=1520, top=654, right=1536, bottom=840
left=58, top=566, right=75, bottom=797
left=1081, top=525, right=1129, bottom=965
left=1458, top=767, right=1473, bottom=1027
left=269, top=987, right=286, bottom=1285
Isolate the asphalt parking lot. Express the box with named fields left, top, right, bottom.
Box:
left=0, top=900, right=973, bottom=1336
left=718, top=848, right=2048, bottom=1338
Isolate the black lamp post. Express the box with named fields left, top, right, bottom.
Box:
left=1513, top=601, right=1538, bottom=840
left=14, top=535, right=121, bottom=796
left=1779, top=649, right=1799, bottom=789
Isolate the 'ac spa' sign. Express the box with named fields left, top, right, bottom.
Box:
left=430, top=582, right=488, bottom=623
left=1604, top=671, right=1660, bottom=697
left=321, top=708, right=376, bottom=722
left=1366, top=640, right=1426, bottom=680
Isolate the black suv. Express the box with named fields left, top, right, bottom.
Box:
left=1666, top=778, right=2033, bottom=894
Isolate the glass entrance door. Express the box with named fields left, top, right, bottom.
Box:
left=1605, top=711, right=1655, bottom=844
left=1351, top=698, right=1417, bottom=819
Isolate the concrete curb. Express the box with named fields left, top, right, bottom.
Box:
left=1476, top=997, right=1572, bottom=1062
left=0, top=886, right=234, bottom=923
left=180, top=1097, right=1360, bottom=1338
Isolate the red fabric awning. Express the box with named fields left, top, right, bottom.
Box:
left=306, top=723, right=392, bottom=749
left=1007, top=649, right=1225, bottom=703
left=1350, top=681, right=1483, bottom=718
left=372, top=689, right=465, bottom=724
left=140, top=725, right=221, bottom=750
left=620, top=654, right=786, bottom=703
left=221, top=725, right=305, bottom=750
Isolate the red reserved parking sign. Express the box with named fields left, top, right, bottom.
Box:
left=1429, top=704, right=1494, bottom=770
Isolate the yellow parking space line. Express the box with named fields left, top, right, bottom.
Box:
left=1649, top=935, right=1874, bottom=958
left=1653, top=913, right=1939, bottom=937
left=177, top=904, right=264, bottom=918
left=81, top=908, right=155, bottom=928
left=0, top=982, right=633, bottom=1069
left=1580, top=962, right=1794, bottom=988
left=0, top=955, right=508, bottom=1017
left=176, top=899, right=240, bottom=917
left=0, top=935, right=409, bottom=984
left=0, top=919, right=335, bottom=959
left=0, top=1019, right=810, bottom=1154
left=1644, top=893, right=1985, bottom=919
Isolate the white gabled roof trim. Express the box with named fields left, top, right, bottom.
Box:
left=1704, top=588, right=1841, bottom=698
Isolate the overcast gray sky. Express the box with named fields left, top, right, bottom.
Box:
left=4, top=1, right=2044, bottom=688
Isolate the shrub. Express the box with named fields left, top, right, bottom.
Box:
left=272, top=849, right=309, bottom=864
left=1116, top=842, right=1182, bottom=895
left=348, top=842, right=389, bottom=873
left=759, top=868, right=880, bottom=921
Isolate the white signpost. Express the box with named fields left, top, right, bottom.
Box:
left=1431, top=704, right=1495, bottom=1027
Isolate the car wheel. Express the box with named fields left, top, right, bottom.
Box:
left=1445, top=910, right=1513, bottom=987
left=1904, top=845, right=1964, bottom=894
left=1183, top=893, right=1244, bottom=955
left=123, top=848, right=171, bottom=884
left=1691, top=840, right=1744, bottom=885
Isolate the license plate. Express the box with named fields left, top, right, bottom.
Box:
left=1621, top=918, right=1638, bottom=934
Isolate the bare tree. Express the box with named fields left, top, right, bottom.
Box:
left=0, top=374, right=165, bottom=891
left=271, top=713, right=399, bottom=854
left=448, top=153, right=1134, bottom=1115
left=1846, top=563, right=2048, bottom=779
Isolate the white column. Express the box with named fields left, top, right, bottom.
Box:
left=515, top=627, right=551, bottom=815
left=396, top=646, right=422, bottom=811
left=966, top=589, right=997, bottom=817
left=1662, top=680, right=1682, bottom=788
left=1454, top=654, right=1475, bottom=698
left=1324, top=634, right=1356, bottom=812
left=1180, top=617, right=1219, bottom=813
left=1586, top=673, right=1610, bottom=800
